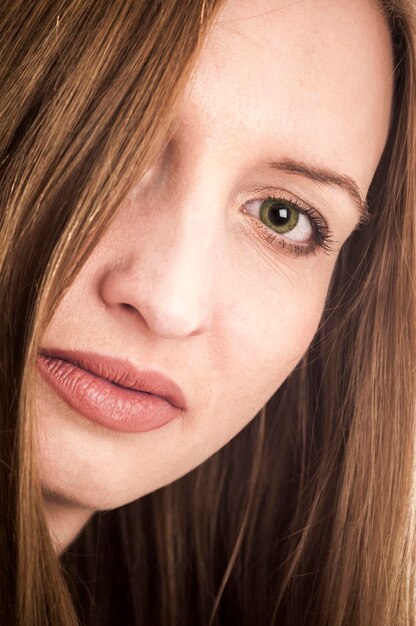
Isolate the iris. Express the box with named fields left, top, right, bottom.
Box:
left=259, top=199, right=299, bottom=234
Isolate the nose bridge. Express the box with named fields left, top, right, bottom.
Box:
left=146, top=185, right=221, bottom=333
left=100, top=149, right=225, bottom=339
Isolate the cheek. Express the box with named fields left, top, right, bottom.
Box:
left=214, top=257, right=332, bottom=420
left=178, top=259, right=332, bottom=474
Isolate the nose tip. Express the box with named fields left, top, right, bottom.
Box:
left=123, top=289, right=208, bottom=338
left=99, top=266, right=211, bottom=339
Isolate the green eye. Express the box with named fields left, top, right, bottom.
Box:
left=259, top=199, right=299, bottom=234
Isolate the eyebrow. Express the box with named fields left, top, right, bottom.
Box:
left=265, top=158, right=369, bottom=224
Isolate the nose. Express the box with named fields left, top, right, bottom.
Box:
left=98, top=191, right=220, bottom=339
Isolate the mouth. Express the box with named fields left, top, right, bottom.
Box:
left=37, top=348, right=187, bottom=433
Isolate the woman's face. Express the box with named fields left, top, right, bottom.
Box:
left=35, top=0, right=392, bottom=513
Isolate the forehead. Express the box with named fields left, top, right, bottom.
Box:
left=181, top=0, right=393, bottom=195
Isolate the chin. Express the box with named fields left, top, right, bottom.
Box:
left=35, top=420, right=200, bottom=513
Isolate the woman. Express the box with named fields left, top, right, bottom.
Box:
left=0, top=0, right=415, bottom=624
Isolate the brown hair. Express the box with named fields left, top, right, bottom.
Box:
left=0, top=0, right=414, bottom=624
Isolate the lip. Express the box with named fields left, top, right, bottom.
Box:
left=36, top=348, right=187, bottom=433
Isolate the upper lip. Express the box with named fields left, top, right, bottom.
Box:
left=38, top=347, right=188, bottom=411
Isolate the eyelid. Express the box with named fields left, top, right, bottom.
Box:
left=242, top=186, right=323, bottom=220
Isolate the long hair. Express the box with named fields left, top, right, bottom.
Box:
left=0, top=1, right=414, bottom=625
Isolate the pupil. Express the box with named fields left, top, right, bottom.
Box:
left=270, top=204, right=289, bottom=225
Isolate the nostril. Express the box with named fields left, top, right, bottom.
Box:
left=121, top=303, right=136, bottom=312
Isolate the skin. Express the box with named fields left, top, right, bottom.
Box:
left=34, top=0, right=393, bottom=554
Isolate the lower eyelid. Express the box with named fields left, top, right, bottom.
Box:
left=242, top=212, right=317, bottom=258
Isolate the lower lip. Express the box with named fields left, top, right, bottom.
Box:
left=36, top=354, right=182, bottom=433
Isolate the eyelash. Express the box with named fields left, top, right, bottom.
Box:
left=241, top=189, right=335, bottom=257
